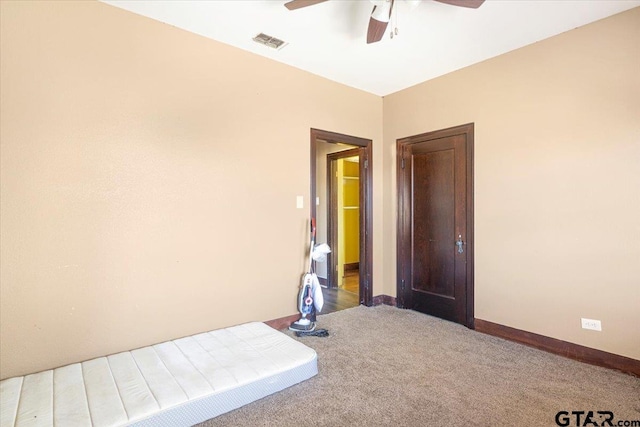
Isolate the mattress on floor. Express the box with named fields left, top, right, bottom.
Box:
left=0, top=322, right=318, bottom=427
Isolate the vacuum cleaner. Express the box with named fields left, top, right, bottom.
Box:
left=289, top=218, right=329, bottom=333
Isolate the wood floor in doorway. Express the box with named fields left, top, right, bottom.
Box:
left=321, top=271, right=359, bottom=314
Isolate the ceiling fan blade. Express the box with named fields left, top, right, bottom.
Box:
left=433, top=0, right=485, bottom=8
left=366, top=0, right=394, bottom=44
left=284, top=0, right=329, bottom=10
left=366, top=18, right=388, bottom=44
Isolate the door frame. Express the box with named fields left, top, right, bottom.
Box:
left=327, top=147, right=362, bottom=290
left=311, top=128, right=373, bottom=307
left=396, top=123, right=474, bottom=328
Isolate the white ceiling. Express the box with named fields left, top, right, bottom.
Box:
left=102, top=0, right=640, bottom=96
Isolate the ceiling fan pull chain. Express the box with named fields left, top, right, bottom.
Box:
left=392, top=2, right=399, bottom=39
left=389, top=2, right=394, bottom=39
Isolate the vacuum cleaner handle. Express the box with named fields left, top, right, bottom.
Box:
left=308, top=218, right=316, bottom=272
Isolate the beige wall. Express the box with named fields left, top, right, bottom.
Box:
left=383, top=8, right=640, bottom=360
left=0, top=1, right=383, bottom=379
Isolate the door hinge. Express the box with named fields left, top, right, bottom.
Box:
left=401, top=157, right=405, bottom=169
left=364, top=159, right=368, bottom=169
left=401, top=279, right=405, bottom=290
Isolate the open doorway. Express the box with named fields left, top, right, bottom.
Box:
left=310, top=129, right=372, bottom=313
left=327, top=149, right=361, bottom=293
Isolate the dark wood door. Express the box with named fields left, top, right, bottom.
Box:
left=397, top=124, right=474, bottom=327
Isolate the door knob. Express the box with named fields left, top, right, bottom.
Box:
left=455, top=234, right=464, bottom=254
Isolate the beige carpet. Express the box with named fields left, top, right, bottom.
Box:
left=197, top=305, right=639, bottom=426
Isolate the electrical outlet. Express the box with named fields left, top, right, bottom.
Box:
left=581, top=318, right=602, bottom=331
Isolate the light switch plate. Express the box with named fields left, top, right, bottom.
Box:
left=296, top=196, right=303, bottom=209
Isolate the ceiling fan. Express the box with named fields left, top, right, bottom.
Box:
left=284, top=0, right=485, bottom=44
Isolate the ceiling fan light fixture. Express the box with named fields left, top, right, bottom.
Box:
left=371, top=1, right=393, bottom=22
